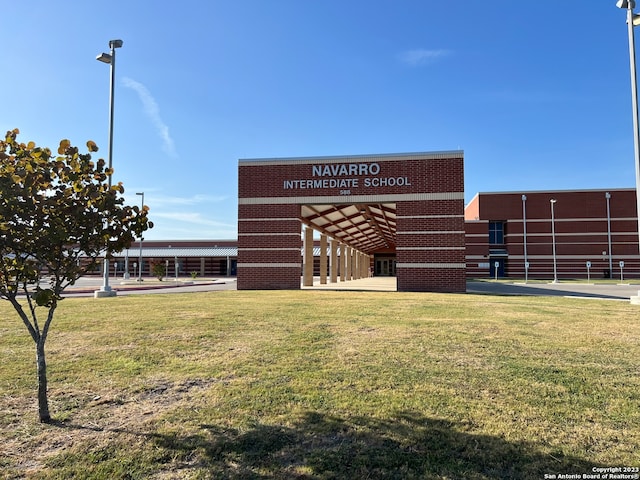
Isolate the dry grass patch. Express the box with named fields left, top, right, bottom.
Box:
left=0, top=290, right=638, bottom=478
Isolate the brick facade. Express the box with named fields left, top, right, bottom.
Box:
left=99, top=187, right=638, bottom=285
left=238, top=152, right=466, bottom=292
left=465, top=189, right=640, bottom=280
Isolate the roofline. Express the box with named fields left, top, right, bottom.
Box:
left=239, top=150, right=464, bottom=165
left=465, top=192, right=480, bottom=206
left=472, top=187, right=636, bottom=196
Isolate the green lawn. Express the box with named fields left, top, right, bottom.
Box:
left=0, top=290, right=638, bottom=479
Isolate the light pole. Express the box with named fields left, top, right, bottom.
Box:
left=94, top=39, right=123, bottom=298
left=522, top=194, right=529, bottom=283
left=606, top=192, right=613, bottom=277
left=136, top=192, right=144, bottom=282
left=123, top=249, right=130, bottom=280
left=550, top=199, right=558, bottom=283
left=616, top=2, right=640, bottom=294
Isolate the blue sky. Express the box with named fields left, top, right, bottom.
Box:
left=1, top=1, right=637, bottom=240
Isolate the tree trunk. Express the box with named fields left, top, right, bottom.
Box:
left=36, top=339, right=51, bottom=423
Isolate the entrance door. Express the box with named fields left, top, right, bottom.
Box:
left=378, top=260, right=389, bottom=276
left=374, top=256, right=397, bottom=276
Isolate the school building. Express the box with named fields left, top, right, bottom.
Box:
left=237, top=151, right=466, bottom=292
left=106, top=151, right=639, bottom=290
left=465, top=188, right=639, bottom=281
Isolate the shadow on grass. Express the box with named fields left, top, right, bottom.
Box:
left=144, top=411, right=601, bottom=479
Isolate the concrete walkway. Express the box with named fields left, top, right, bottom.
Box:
left=302, top=276, right=397, bottom=292
left=60, top=276, right=237, bottom=296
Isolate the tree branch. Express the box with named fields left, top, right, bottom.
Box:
left=8, top=296, right=39, bottom=343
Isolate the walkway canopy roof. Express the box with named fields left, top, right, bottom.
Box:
left=301, top=203, right=396, bottom=253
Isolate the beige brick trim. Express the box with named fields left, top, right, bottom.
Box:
left=239, top=192, right=464, bottom=204
left=397, top=263, right=466, bottom=269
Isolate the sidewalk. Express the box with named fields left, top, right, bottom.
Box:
left=302, top=276, right=397, bottom=292
left=61, top=276, right=231, bottom=296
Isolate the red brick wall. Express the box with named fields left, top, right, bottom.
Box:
left=396, top=198, right=466, bottom=292
left=465, top=189, right=639, bottom=280
left=464, top=220, right=490, bottom=278
left=237, top=204, right=301, bottom=289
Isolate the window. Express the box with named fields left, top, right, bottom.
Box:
left=489, top=222, right=504, bottom=245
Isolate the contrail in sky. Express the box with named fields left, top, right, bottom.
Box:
left=122, top=77, right=177, bottom=157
